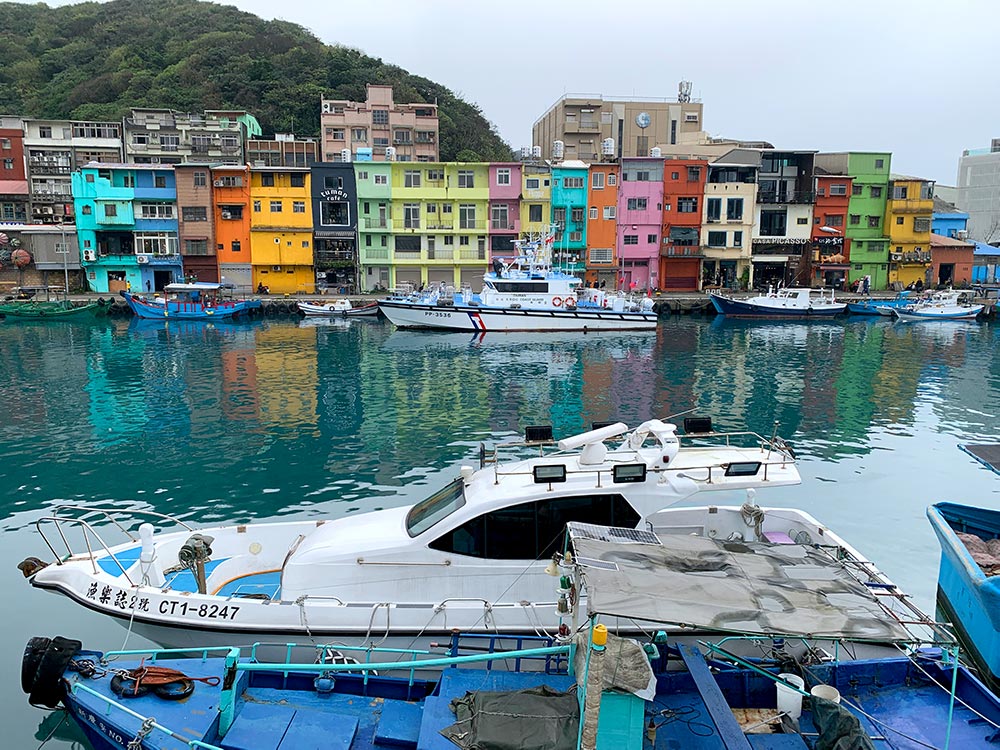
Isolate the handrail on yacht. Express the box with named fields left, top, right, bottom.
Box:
left=33, top=516, right=137, bottom=583
left=50, top=505, right=195, bottom=537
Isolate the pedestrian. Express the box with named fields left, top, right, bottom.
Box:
left=145, top=279, right=151, bottom=292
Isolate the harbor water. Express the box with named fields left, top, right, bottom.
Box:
left=2, top=314, right=999, bottom=748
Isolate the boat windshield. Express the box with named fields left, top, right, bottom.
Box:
left=405, top=478, right=466, bottom=537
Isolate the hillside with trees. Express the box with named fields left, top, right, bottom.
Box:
left=0, top=0, right=512, bottom=161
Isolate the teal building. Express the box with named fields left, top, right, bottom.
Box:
left=551, top=161, right=589, bottom=273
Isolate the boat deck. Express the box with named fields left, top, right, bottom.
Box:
left=960, top=443, right=1000, bottom=475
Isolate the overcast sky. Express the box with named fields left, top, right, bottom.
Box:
left=22, top=0, right=1000, bottom=184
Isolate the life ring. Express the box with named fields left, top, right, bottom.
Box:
left=564, top=296, right=577, bottom=309
left=552, top=296, right=563, bottom=307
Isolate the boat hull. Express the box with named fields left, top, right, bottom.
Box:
left=121, top=292, right=260, bottom=320
left=928, top=502, right=1000, bottom=692
left=709, top=293, right=845, bottom=318
left=378, top=299, right=657, bottom=331
left=0, top=302, right=103, bottom=319
left=893, top=306, right=983, bottom=321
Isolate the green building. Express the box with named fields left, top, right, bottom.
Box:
left=355, top=162, right=392, bottom=291
left=815, top=152, right=892, bottom=290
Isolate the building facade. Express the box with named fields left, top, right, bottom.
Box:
left=311, top=162, right=358, bottom=292
left=751, top=151, right=816, bottom=289
left=174, top=164, right=219, bottom=283
left=247, top=134, right=319, bottom=168
left=886, top=175, right=934, bottom=288
left=617, top=157, right=664, bottom=290
left=321, top=85, right=439, bottom=163
left=73, top=165, right=181, bottom=293
left=811, top=173, right=853, bottom=288
left=815, top=152, right=891, bottom=290
left=520, top=164, right=552, bottom=237
left=532, top=91, right=704, bottom=162
left=211, top=165, right=252, bottom=291
left=585, top=162, right=619, bottom=288
left=956, top=140, right=1000, bottom=243
left=355, top=162, right=392, bottom=291
left=661, top=158, right=706, bottom=291
left=701, top=151, right=758, bottom=288
left=0, top=117, right=29, bottom=223
left=931, top=196, right=969, bottom=239
left=928, top=233, right=974, bottom=287
left=488, top=163, right=522, bottom=258
left=248, top=167, right=314, bottom=294
left=550, top=162, right=589, bottom=275
left=123, top=109, right=249, bottom=166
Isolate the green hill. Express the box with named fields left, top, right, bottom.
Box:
left=0, top=0, right=512, bottom=161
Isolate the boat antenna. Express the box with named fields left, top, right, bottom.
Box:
left=660, top=407, right=698, bottom=423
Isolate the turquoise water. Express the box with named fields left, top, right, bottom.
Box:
left=2, top=314, right=1000, bottom=747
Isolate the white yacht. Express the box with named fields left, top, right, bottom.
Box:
left=22, top=419, right=800, bottom=650
left=710, top=287, right=847, bottom=318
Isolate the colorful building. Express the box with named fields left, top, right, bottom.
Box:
left=519, top=164, right=552, bottom=237
left=488, top=162, right=522, bottom=258
left=211, top=165, right=252, bottom=291
left=661, top=158, right=706, bottom=291
left=815, top=152, right=891, bottom=290
left=617, top=157, right=664, bottom=290
left=811, top=172, right=853, bottom=288
left=248, top=166, right=314, bottom=294
left=550, top=161, right=589, bottom=275
left=355, top=162, right=392, bottom=291
left=174, top=164, right=219, bottom=283
left=932, top=196, right=969, bottom=239
left=585, top=162, right=619, bottom=288
left=0, top=116, right=29, bottom=222
left=73, top=164, right=181, bottom=293
left=311, top=162, right=358, bottom=292
left=886, top=175, right=934, bottom=288
left=929, top=233, right=974, bottom=287
left=701, top=151, right=758, bottom=288
left=751, top=150, right=815, bottom=288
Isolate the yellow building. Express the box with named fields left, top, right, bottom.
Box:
left=249, top=167, right=314, bottom=294
left=886, top=176, right=934, bottom=288
left=520, top=165, right=552, bottom=236
left=388, top=162, right=490, bottom=289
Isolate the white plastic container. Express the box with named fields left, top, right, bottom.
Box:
left=811, top=684, right=841, bottom=704
left=776, top=673, right=805, bottom=719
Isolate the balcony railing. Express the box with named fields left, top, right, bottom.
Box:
left=888, top=199, right=932, bottom=214
left=662, top=245, right=705, bottom=258
left=458, top=249, right=487, bottom=261
left=491, top=221, right=517, bottom=230
left=363, top=218, right=388, bottom=229
left=458, top=221, right=486, bottom=230
left=29, top=165, right=72, bottom=175
left=757, top=191, right=815, bottom=204
left=361, top=248, right=390, bottom=261
left=31, top=191, right=72, bottom=202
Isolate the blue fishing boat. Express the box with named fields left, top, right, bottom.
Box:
left=928, top=501, right=1000, bottom=692
left=710, top=287, right=846, bottom=318
left=846, top=291, right=913, bottom=316
left=120, top=282, right=261, bottom=320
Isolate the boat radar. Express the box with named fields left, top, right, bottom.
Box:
left=558, top=422, right=628, bottom=465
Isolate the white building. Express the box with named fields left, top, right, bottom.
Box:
left=957, top=140, right=1000, bottom=243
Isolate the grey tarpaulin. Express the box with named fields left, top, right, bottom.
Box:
left=440, top=685, right=579, bottom=750
left=573, top=631, right=656, bottom=700
left=568, top=524, right=912, bottom=643
left=813, top=697, right=877, bottom=750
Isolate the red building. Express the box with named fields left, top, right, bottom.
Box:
left=0, top=120, right=29, bottom=222
left=812, top=172, right=853, bottom=288
left=929, top=234, right=974, bottom=286
left=660, top=158, right=707, bottom=291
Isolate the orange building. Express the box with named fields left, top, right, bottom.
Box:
left=661, top=158, right=707, bottom=291
left=812, top=173, right=853, bottom=288
left=584, top=163, right=620, bottom=287
left=211, top=165, right=252, bottom=291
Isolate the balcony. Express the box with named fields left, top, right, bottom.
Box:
left=458, top=248, right=487, bottom=261
left=757, top=191, right=814, bottom=204
left=363, top=217, right=388, bottom=229
left=31, top=191, right=72, bottom=202
left=893, top=252, right=932, bottom=264
left=361, top=248, right=390, bottom=262
left=888, top=199, right=932, bottom=214
left=393, top=219, right=422, bottom=230
left=490, top=221, right=517, bottom=231
left=662, top=245, right=705, bottom=258
left=458, top=221, right=486, bottom=231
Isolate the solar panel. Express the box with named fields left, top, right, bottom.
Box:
left=575, top=557, right=620, bottom=571
left=567, top=523, right=661, bottom=546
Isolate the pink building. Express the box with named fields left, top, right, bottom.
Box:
left=617, top=157, right=665, bottom=290
left=488, top=163, right=522, bottom=257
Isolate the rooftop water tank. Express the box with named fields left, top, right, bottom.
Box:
left=601, top=138, right=615, bottom=156
left=650, top=147, right=662, bottom=158
left=340, top=148, right=351, bottom=163
left=552, top=140, right=565, bottom=160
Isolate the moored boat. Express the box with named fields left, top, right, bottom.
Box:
left=846, top=290, right=913, bottom=315
left=297, top=298, right=380, bottom=317
left=120, top=282, right=261, bottom=320
left=893, top=289, right=984, bottom=321
left=377, top=231, right=657, bottom=332
left=710, top=287, right=846, bottom=318
left=0, top=286, right=109, bottom=319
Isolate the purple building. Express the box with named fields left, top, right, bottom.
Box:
left=617, top=157, right=664, bottom=290
left=489, top=163, right=522, bottom=257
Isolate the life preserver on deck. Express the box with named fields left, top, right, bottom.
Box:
left=564, top=296, right=577, bottom=309
left=552, top=296, right=563, bottom=307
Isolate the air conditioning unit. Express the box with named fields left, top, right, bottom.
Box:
left=221, top=211, right=232, bottom=220
left=890, top=253, right=902, bottom=261
left=136, top=254, right=150, bottom=264
left=272, top=265, right=282, bottom=272
left=82, top=249, right=97, bottom=261
left=956, top=230, right=969, bottom=240
left=322, top=102, right=331, bottom=113
left=213, top=180, right=225, bottom=187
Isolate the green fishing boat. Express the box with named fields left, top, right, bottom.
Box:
left=0, top=287, right=109, bottom=320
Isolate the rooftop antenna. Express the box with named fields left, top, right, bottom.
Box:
left=678, top=80, right=692, bottom=103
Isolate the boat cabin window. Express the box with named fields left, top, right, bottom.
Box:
left=429, top=493, right=639, bottom=560
left=493, top=282, right=548, bottom=293
left=406, top=478, right=466, bottom=537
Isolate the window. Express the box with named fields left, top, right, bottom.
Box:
left=253, top=200, right=261, bottom=212
left=372, top=109, right=389, bottom=125
left=154, top=174, right=166, bottom=188
left=569, top=232, right=582, bottom=242
left=270, top=200, right=282, bottom=212
left=104, top=204, right=117, bottom=218
left=132, top=133, right=148, bottom=145
left=404, top=170, right=421, bottom=188
left=39, top=126, right=52, bottom=138
left=563, top=177, right=585, bottom=188
left=830, top=184, right=847, bottom=196
left=293, top=201, right=306, bottom=213
left=82, top=205, right=92, bottom=215
left=592, top=172, right=605, bottom=189
left=875, top=158, right=885, bottom=169
left=404, top=203, right=420, bottom=228
left=626, top=197, right=648, bottom=211
left=193, top=171, right=207, bottom=187
left=181, top=206, right=206, bottom=222
left=220, top=205, right=243, bottom=220
left=589, top=207, right=598, bottom=220
left=184, top=239, right=209, bottom=255
left=687, top=166, right=701, bottom=182
left=647, top=233, right=657, bottom=244
left=460, top=235, right=469, bottom=246
left=290, top=174, right=305, bottom=188
left=671, top=172, right=680, bottom=180
left=302, top=240, right=310, bottom=248
left=216, top=174, right=244, bottom=187
left=553, top=207, right=566, bottom=224
left=867, top=216, right=880, bottom=228
left=706, top=198, right=721, bottom=222
left=726, top=198, right=743, bottom=220
left=896, top=216, right=904, bottom=225
left=852, top=184, right=863, bottom=196
left=444, top=235, right=453, bottom=245
left=624, top=235, right=638, bottom=245
left=708, top=231, right=727, bottom=247
left=678, top=197, right=698, bottom=213
left=796, top=217, right=808, bottom=225
left=86, top=174, right=95, bottom=183
left=759, top=210, right=787, bottom=236
left=496, top=168, right=511, bottom=185
left=428, top=494, right=639, bottom=559
left=427, top=168, right=445, bottom=182
left=529, top=204, right=543, bottom=222
left=458, top=170, right=475, bottom=188
left=825, top=215, right=844, bottom=227
left=603, top=206, right=616, bottom=220
left=0, top=138, right=10, bottom=149
left=850, top=214, right=860, bottom=225
left=261, top=173, right=275, bottom=187
left=3, top=159, right=12, bottom=170
left=330, top=128, right=345, bottom=140
left=357, top=170, right=369, bottom=180
left=393, top=129, right=412, bottom=144
left=459, top=203, right=476, bottom=229
left=607, top=173, right=617, bottom=186
left=733, top=231, right=743, bottom=246
left=491, top=203, right=510, bottom=229
left=442, top=204, right=453, bottom=214
left=525, top=178, right=540, bottom=189
left=374, top=174, right=388, bottom=185
left=892, top=185, right=908, bottom=200
left=571, top=207, right=584, bottom=223
left=913, top=217, right=931, bottom=233
left=395, top=235, right=421, bottom=252
left=870, top=186, right=883, bottom=198
left=351, top=128, right=367, bottom=142
left=426, top=203, right=437, bottom=214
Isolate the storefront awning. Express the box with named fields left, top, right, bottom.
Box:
left=751, top=256, right=792, bottom=263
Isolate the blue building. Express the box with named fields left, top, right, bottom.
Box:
left=550, top=160, right=589, bottom=274
left=73, top=165, right=182, bottom=293
left=972, top=240, right=1000, bottom=284
left=932, top=196, right=970, bottom=239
